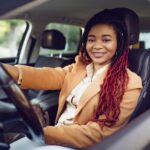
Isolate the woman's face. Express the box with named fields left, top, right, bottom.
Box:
left=86, top=24, right=117, bottom=70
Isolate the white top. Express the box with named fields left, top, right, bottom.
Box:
left=56, top=63, right=109, bottom=126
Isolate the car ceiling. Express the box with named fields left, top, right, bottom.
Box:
left=0, top=0, right=150, bottom=30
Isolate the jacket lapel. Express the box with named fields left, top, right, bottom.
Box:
left=75, top=68, right=108, bottom=116
left=57, top=63, right=109, bottom=121
left=56, top=66, right=86, bottom=119
left=66, top=68, right=86, bottom=97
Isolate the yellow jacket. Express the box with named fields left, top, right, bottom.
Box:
left=16, top=56, right=142, bottom=149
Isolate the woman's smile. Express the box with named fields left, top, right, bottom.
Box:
left=91, top=51, right=107, bottom=58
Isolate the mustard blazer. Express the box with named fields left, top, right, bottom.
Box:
left=16, top=56, right=142, bottom=149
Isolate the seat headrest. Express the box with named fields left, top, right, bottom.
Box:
left=41, top=29, right=66, bottom=50
left=112, top=8, right=140, bottom=45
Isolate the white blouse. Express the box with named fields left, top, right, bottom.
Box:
left=56, top=63, right=109, bottom=126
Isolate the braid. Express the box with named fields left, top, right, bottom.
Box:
left=93, top=48, right=129, bottom=127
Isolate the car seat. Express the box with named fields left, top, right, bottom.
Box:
left=27, top=29, right=74, bottom=99
left=35, top=29, right=74, bottom=68
left=128, top=49, right=150, bottom=121
left=111, top=7, right=150, bottom=121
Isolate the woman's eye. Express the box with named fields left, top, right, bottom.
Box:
left=87, top=39, right=94, bottom=42
left=103, top=39, right=111, bottom=43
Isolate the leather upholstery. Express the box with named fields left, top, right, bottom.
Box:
left=115, top=8, right=150, bottom=120
left=112, top=8, right=139, bottom=45
left=41, top=29, right=66, bottom=50
left=128, top=49, right=150, bottom=86
left=122, top=7, right=150, bottom=120
left=128, top=49, right=150, bottom=121
left=35, top=56, right=73, bottom=68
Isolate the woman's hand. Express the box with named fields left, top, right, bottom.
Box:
left=32, top=104, right=49, bottom=127
left=2, top=64, right=19, bottom=82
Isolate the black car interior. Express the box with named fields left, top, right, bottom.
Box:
left=128, top=49, right=150, bottom=121
left=0, top=7, right=150, bottom=150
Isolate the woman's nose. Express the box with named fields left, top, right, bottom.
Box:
left=93, top=41, right=103, bottom=49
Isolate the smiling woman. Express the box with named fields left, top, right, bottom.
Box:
left=2, top=8, right=142, bottom=150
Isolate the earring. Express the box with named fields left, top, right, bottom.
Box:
left=115, top=51, right=118, bottom=57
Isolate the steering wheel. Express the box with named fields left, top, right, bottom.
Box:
left=0, top=63, right=44, bottom=143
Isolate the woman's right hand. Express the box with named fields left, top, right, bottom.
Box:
left=2, top=64, right=19, bottom=82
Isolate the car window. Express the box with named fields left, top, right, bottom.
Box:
left=139, top=32, right=150, bottom=49
left=0, top=19, right=27, bottom=58
left=39, top=23, right=82, bottom=57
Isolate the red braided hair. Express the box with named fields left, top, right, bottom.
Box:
left=93, top=48, right=129, bottom=127
left=80, top=46, right=129, bottom=127
left=79, top=8, right=130, bottom=127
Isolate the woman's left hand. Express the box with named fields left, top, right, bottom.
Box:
left=32, top=104, right=49, bottom=127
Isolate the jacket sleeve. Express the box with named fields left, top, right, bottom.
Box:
left=15, top=64, right=74, bottom=90
left=44, top=85, right=142, bottom=149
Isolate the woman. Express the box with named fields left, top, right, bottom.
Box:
left=5, top=8, right=142, bottom=149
